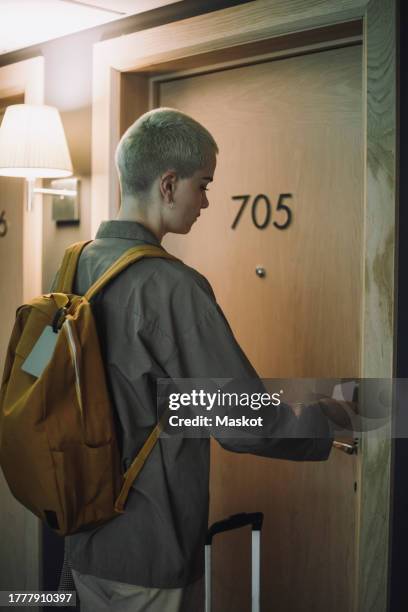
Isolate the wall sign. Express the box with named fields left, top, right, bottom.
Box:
left=231, top=193, right=292, bottom=230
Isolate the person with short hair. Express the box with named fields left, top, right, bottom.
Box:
left=56, top=108, right=346, bottom=611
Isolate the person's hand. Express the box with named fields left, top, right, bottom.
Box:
left=317, top=398, right=358, bottom=430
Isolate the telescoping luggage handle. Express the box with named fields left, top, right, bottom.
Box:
left=205, top=512, right=264, bottom=612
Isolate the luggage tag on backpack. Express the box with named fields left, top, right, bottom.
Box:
left=21, top=325, right=59, bottom=378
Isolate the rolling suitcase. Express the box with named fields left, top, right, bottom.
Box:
left=205, top=512, right=264, bottom=612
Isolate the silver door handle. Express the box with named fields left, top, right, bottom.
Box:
left=333, top=439, right=358, bottom=455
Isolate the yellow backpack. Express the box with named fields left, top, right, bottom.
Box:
left=0, top=240, right=177, bottom=536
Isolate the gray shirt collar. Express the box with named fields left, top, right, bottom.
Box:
left=95, top=220, right=161, bottom=246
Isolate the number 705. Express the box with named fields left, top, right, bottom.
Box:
left=231, top=193, right=292, bottom=230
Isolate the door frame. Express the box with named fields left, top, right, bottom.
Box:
left=90, top=2, right=397, bottom=610
left=0, top=55, right=45, bottom=592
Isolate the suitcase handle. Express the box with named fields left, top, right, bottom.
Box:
left=206, top=512, right=264, bottom=544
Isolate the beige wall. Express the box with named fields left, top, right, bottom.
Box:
left=41, top=31, right=94, bottom=291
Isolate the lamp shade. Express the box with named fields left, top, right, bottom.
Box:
left=0, top=104, right=73, bottom=178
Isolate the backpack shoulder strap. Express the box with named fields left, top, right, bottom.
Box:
left=114, top=410, right=168, bottom=514
left=55, top=240, right=93, bottom=293
left=84, top=244, right=179, bottom=302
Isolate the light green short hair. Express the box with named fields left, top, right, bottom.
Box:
left=115, top=107, right=218, bottom=197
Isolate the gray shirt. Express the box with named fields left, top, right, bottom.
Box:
left=62, top=220, right=332, bottom=588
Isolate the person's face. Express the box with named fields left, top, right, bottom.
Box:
left=161, top=155, right=217, bottom=234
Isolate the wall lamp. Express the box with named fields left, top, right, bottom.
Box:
left=0, top=104, right=77, bottom=212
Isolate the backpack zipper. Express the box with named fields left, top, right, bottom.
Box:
left=63, top=319, right=83, bottom=417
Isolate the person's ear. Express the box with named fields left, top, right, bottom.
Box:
left=160, top=170, right=177, bottom=204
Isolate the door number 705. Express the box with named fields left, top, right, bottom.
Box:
left=231, top=193, right=292, bottom=230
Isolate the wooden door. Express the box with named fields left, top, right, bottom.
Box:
left=0, top=58, right=44, bottom=609
left=158, top=44, right=362, bottom=611
left=0, top=95, right=34, bottom=600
